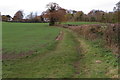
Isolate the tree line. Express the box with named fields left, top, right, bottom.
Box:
left=1, top=1, right=120, bottom=25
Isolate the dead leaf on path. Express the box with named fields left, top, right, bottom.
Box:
left=95, top=60, right=102, bottom=63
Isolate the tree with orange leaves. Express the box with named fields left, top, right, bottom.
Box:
left=44, top=2, right=66, bottom=26
left=13, top=10, right=23, bottom=21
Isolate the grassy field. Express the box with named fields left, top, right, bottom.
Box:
left=2, top=22, right=60, bottom=59
left=2, top=22, right=118, bottom=78
left=3, top=29, right=80, bottom=78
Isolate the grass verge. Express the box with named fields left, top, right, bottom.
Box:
left=62, top=22, right=102, bottom=25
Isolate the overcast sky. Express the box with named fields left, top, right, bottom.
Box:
left=0, top=0, right=119, bottom=17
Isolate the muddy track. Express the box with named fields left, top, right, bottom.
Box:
left=70, top=32, right=83, bottom=78
left=56, top=31, right=64, bottom=41
left=72, top=46, right=81, bottom=77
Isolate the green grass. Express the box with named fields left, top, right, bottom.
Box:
left=74, top=36, right=118, bottom=78
left=0, top=21, right=1, bottom=44
left=2, top=22, right=118, bottom=78
left=2, top=22, right=60, bottom=54
left=3, top=28, right=79, bottom=78
left=62, top=22, right=102, bottom=25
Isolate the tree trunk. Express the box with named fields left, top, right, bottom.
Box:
left=49, top=17, right=55, bottom=26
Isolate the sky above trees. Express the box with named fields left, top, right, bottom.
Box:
left=0, top=0, right=119, bottom=17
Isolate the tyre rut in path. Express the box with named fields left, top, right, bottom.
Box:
left=72, top=46, right=81, bottom=78
left=69, top=31, right=83, bottom=78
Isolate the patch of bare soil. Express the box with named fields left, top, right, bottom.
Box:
left=72, top=45, right=83, bottom=77
left=73, top=60, right=80, bottom=76
left=2, top=44, right=48, bottom=60
left=2, top=50, right=34, bottom=60
left=56, top=31, right=64, bottom=41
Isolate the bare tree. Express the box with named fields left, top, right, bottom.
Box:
left=116, top=1, right=120, bottom=11
left=26, top=12, right=35, bottom=20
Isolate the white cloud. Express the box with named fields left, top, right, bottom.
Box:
left=0, top=0, right=119, bottom=17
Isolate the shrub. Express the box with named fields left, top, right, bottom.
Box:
left=64, top=23, right=120, bottom=54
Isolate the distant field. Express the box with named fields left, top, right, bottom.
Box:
left=63, top=22, right=102, bottom=25
left=2, top=22, right=60, bottom=59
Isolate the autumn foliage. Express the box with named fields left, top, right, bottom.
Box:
left=42, top=2, right=67, bottom=26
left=1, top=1, right=120, bottom=24
left=13, top=10, right=23, bottom=21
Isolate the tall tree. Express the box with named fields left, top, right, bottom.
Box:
left=45, top=2, right=61, bottom=26
left=116, top=1, right=120, bottom=23
left=26, top=12, right=34, bottom=20
left=116, top=1, right=120, bottom=11
left=113, top=1, right=120, bottom=23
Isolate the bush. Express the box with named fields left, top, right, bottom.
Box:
left=64, top=23, right=120, bottom=54
left=104, top=23, right=120, bottom=54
